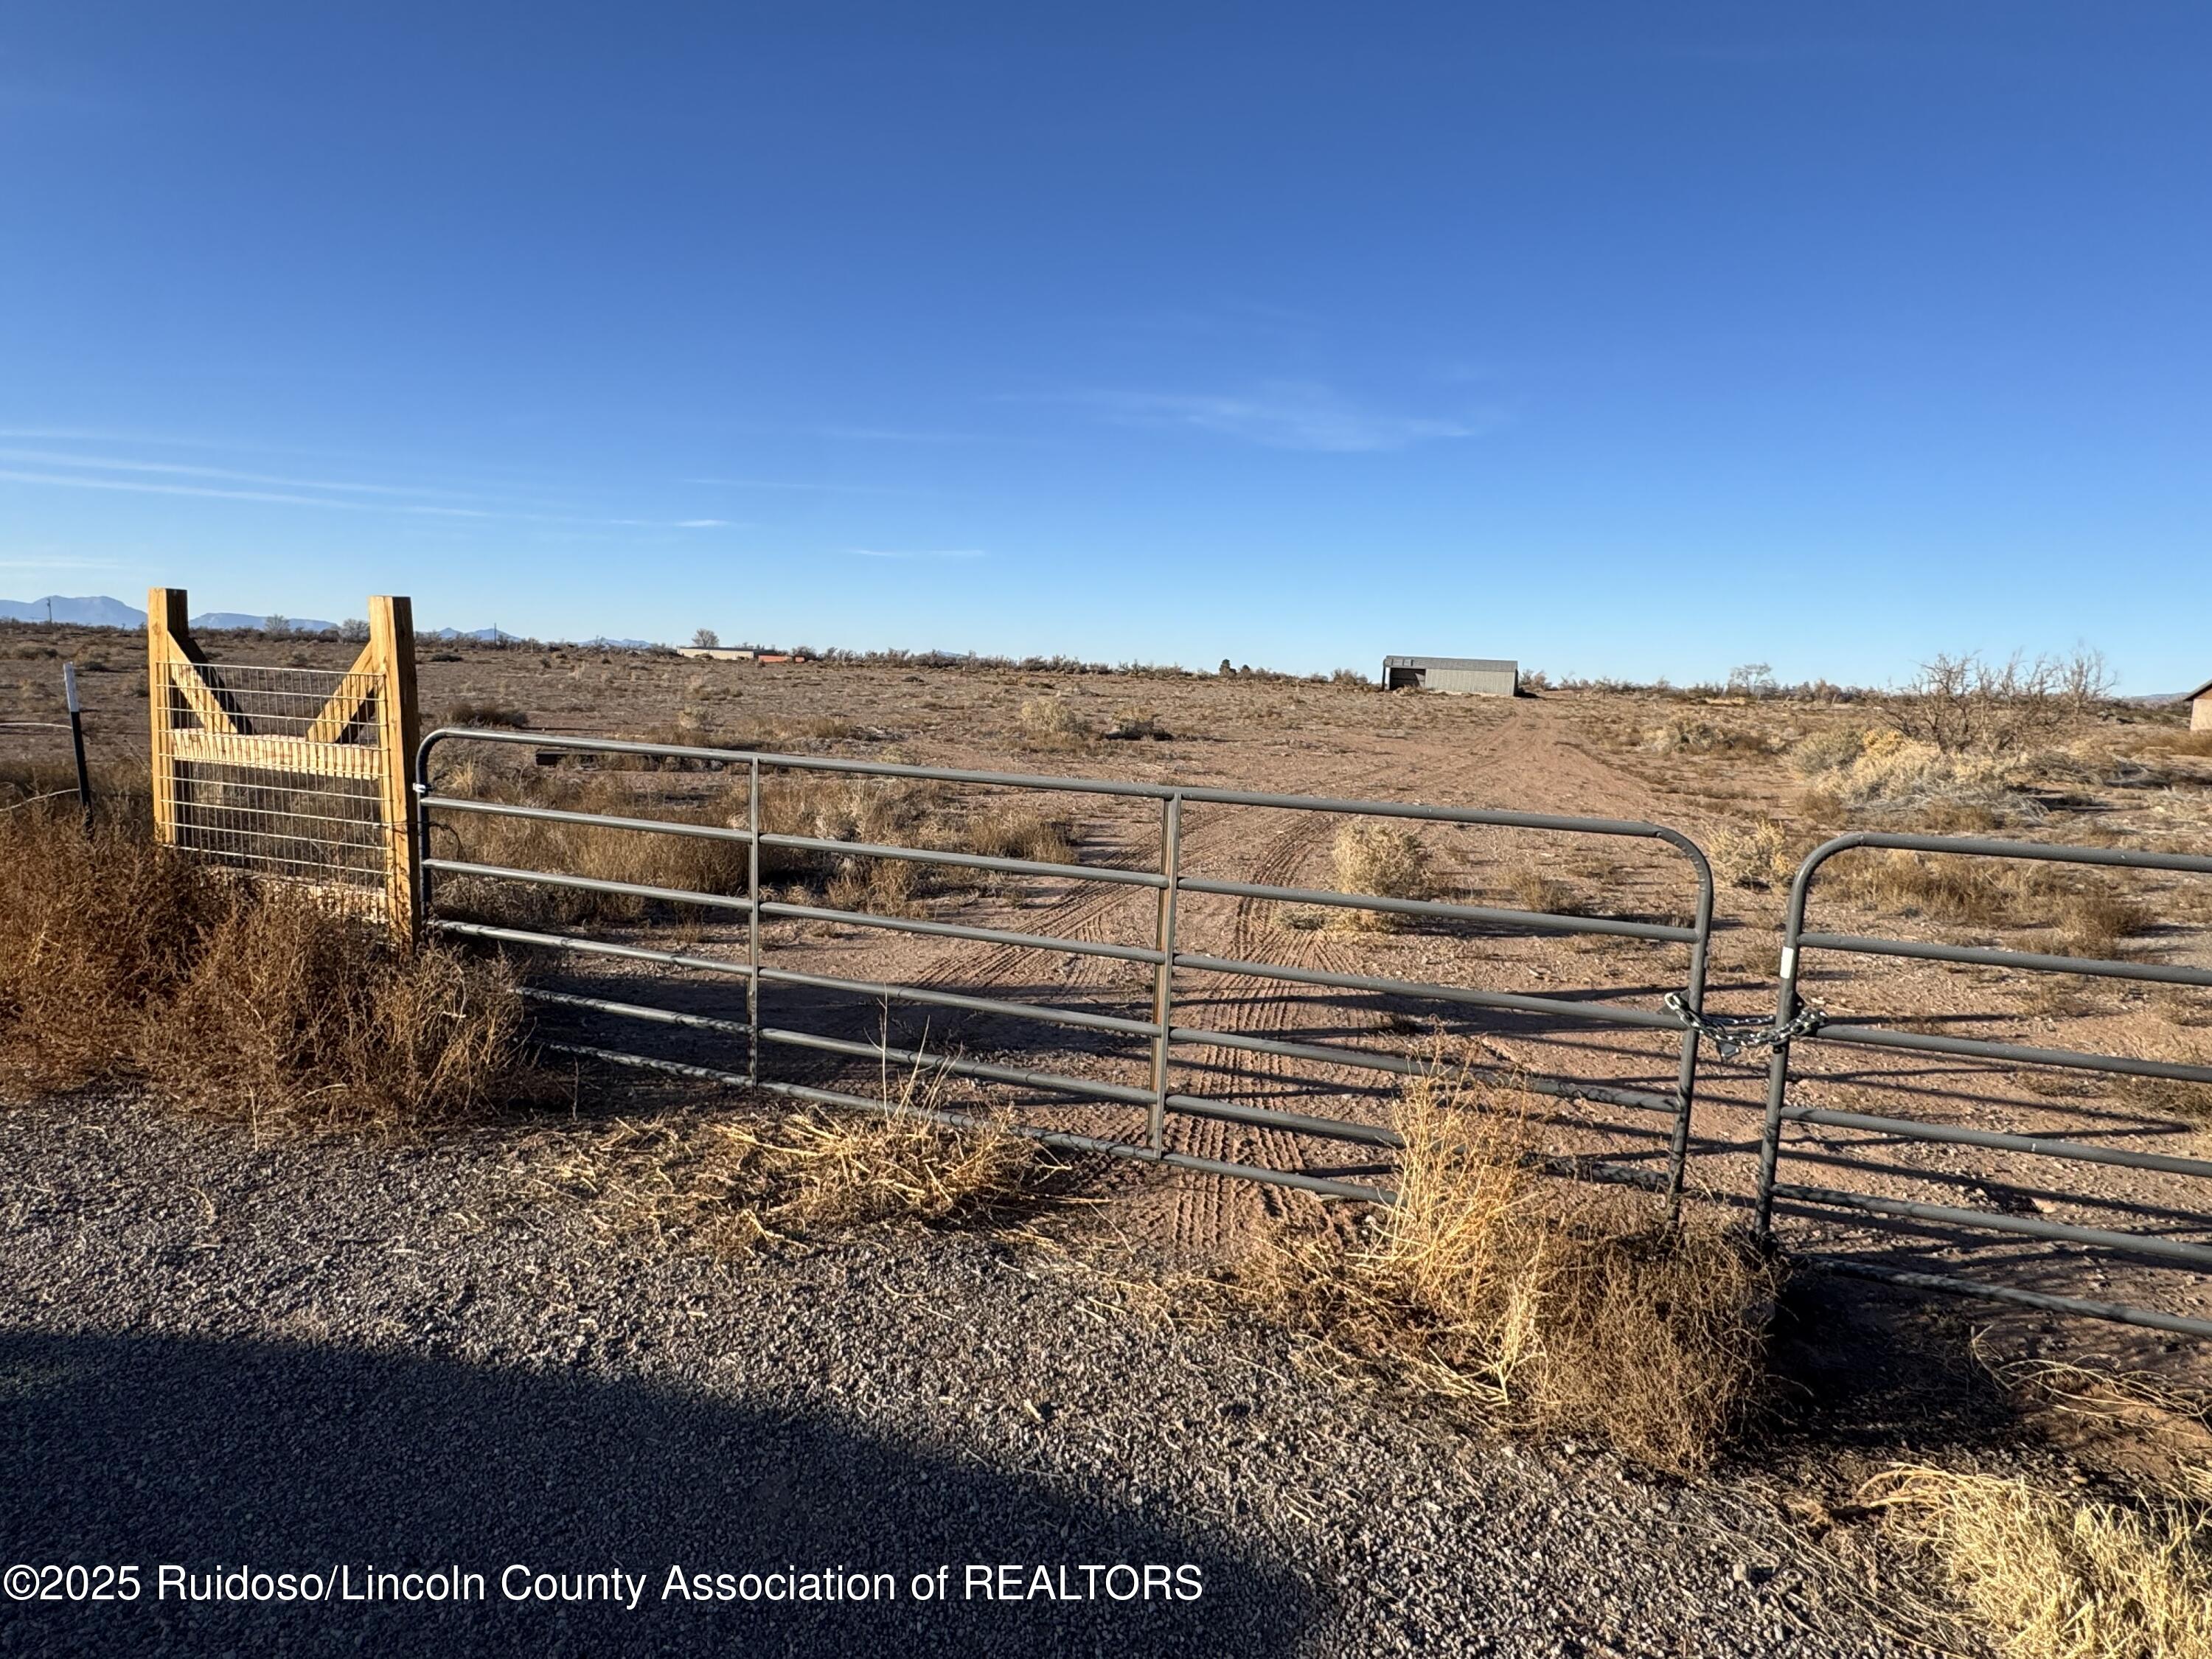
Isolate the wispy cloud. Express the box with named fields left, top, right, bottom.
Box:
left=685, top=475, right=911, bottom=496
left=1075, top=381, right=1501, bottom=452
left=800, top=424, right=1004, bottom=445
left=0, top=449, right=737, bottom=532
left=849, top=547, right=987, bottom=560
left=0, top=445, right=490, bottom=502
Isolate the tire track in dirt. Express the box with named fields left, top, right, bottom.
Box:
left=1163, top=817, right=1414, bottom=1250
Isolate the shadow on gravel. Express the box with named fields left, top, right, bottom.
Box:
left=0, top=1330, right=1324, bottom=1658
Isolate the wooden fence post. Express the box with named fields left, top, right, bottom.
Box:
left=145, top=587, right=194, bottom=845
left=369, top=596, right=420, bottom=942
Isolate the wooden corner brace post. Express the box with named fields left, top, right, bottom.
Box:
left=146, top=587, right=194, bottom=845
left=369, top=596, right=421, bottom=942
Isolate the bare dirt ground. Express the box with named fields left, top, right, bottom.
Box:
left=5, top=624, right=2210, bottom=1371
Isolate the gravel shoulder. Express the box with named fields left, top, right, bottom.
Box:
left=0, top=1093, right=1924, bottom=1658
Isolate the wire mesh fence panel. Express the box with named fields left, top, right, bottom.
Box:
left=147, top=589, right=418, bottom=931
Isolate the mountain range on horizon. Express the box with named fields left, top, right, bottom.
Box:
left=0, top=594, right=650, bottom=650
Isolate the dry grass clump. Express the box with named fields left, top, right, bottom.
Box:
left=1798, top=728, right=2025, bottom=824
left=1837, top=847, right=2157, bottom=964
left=0, top=807, right=532, bottom=1129
left=2136, top=728, right=2212, bottom=759
left=1641, top=716, right=1773, bottom=756
left=1865, top=1465, right=2212, bottom=1659
left=1249, top=1074, right=1779, bottom=1473
left=1709, top=815, right=1798, bottom=891
left=1016, top=695, right=1093, bottom=748
left=2114, top=1041, right=2212, bottom=1124
left=956, top=804, right=1076, bottom=866
left=1102, top=706, right=1169, bottom=741
left=1790, top=724, right=1875, bottom=777
left=2054, top=890, right=2152, bottom=959
left=428, top=760, right=754, bottom=925
left=548, top=1071, right=1059, bottom=1248
left=148, top=893, right=530, bottom=1127
left=445, top=699, right=531, bottom=728
left=1329, top=819, right=1431, bottom=930
left=1840, top=848, right=2051, bottom=929
left=725, top=1105, right=1049, bottom=1231
left=1506, top=864, right=1592, bottom=917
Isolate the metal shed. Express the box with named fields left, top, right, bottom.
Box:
left=1381, top=655, right=1519, bottom=696
left=2185, top=674, right=2212, bottom=732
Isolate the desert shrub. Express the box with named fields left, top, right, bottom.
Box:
left=1506, top=865, right=1591, bottom=917
left=1331, top=820, right=1430, bottom=929
left=0, top=816, right=237, bottom=1090
left=1016, top=695, right=1092, bottom=747
left=446, top=699, right=531, bottom=728
left=1839, top=848, right=2049, bottom=928
left=1251, top=1074, right=1779, bottom=1474
left=1886, top=647, right=2114, bottom=757
left=0, top=807, right=532, bottom=1128
left=148, top=891, right=529, bottom=1127
left=1812, top=728, right=2027, bottom=823
left=1102, top=706, right=1169, bottom=741
left=1641, top=717, right=1771, bottom=756
left=956, top=804, right=1075, bottom=866
left=1790, top=725, right=1873, bottom=778
left=2114, top=1040, right=2212, bottom=1123
left=2055, top=890, right=2152, bottom=959
left=1709, top=816, right=1798, bottom=891
left=1865, top=1464, right=2212, bottom=1659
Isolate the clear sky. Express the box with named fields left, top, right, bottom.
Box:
left=2, top=4, right=2206, bottom=689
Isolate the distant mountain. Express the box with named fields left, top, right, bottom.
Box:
left=189, top=612, right=339, bottom=633
left=0, top=594, right=148, bottom=628
left=2, top=597, right=655, bottom=648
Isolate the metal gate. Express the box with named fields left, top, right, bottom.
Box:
left=1755, top=831, right=2212, bottom=1338
left=413, top=728, right=1719, bottom=1207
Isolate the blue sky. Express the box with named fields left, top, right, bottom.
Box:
left=2, top=4, right=2207, bottom=688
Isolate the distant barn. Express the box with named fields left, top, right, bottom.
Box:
left=1381, top=655, right=1519, bottom=696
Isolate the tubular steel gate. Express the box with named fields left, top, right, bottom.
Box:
left=1756, top=832, right=2212, bottom=1338
left=414, top=729, right=1719, bottom=1208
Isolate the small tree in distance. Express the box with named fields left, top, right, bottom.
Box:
left=338, top=618, right=369, bottom=644
left=692, top=627, right=720, bottom=649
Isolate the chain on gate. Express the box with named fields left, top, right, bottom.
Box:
left=1663, top=992, right=1825, bottom=1060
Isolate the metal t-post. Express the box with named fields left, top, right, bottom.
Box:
left=63, top=661, right=90, bottom=830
